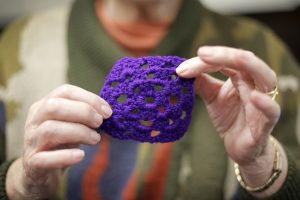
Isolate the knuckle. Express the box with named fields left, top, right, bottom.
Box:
left=235, top=49, right=255, bottom=63
left=25, top=100, right=43, bottom=127
left=96, top=96, right=105, bottom=106
left=40, top=121, right=56, bottom=140
left=24, top=120, right=34, bottom=132
left=44, top=98, right=60, bottom=116
left=241, top=49, right=254, bottom=57
left=234, top=49, right=256, bottom=66
left=24, top=132, right=36, bottom=147
left=58, top=84, right=73, bottom=97
left=86, top=105, right=97, bottom=118
left=28, top=101, right=39, bottom=114
left=24, top=124, right=39, bottom=147
left=244, top=50, right=255, bottom=57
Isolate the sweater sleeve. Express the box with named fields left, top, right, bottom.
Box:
left=0, top=159, right=16, bottom=200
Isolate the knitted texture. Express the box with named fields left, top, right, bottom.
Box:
left=0, top=159, right=16, bottom=200
left=99, top=56, right=195, bottom=143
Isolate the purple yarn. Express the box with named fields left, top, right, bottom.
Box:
left=99, top=56, right=195, bottom=143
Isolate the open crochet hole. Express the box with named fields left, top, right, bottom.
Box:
left=134, top=86, right=140, bottom=94
left=110, top=81, right=119, bottom=88
left=145, top=96, right=155, bottom=104
left=168, top=119, right=174, bottom=125
left=158, top=106, right=165, bottom=113
left=124, top=130, right=133, bottom=135
left=171, top=74, right=177, bottom=80
left=151, top=130, right=160, bottom=137
left=169, top=95, right=179, bottom=105
left=154, top=85, right=163, bottom=92
left=182, top=87, right=190, bottom=95
left=181, top=110, right=187, bottom=119
left=164, top=62, right=173, bottom=68
left=117, top=95, right=128, bottom=103
left=142, top=63, right=149, bottom=69
left=131, top=108, right=139, bottom=114
left=147, top=73, right=155, bottom=79
left=140, top=120, right=153, bottom=127
left=126, top=75, right=132, bottom=80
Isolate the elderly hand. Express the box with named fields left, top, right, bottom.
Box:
left=6, top=84, right=112, bottom=200
left=176, top=46, right=287, bottom=197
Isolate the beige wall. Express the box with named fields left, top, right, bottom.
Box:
left=0, top=0, right=71, bottom=25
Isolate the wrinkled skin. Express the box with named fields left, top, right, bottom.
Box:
left=176, top=46, right=285, bottom=197
left=7, top=85, right=112, bottom=199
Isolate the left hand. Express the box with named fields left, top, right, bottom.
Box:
left=176, top=46, right=285, bottom=195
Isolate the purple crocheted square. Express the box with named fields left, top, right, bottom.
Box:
left=99, top=56, right=195, bottom=143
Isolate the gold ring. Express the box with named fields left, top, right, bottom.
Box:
left=265, top=85, right=278, bottom=100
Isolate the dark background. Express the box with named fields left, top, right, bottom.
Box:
left=247, top=7, right=300, bottom=62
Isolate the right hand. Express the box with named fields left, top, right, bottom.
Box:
left=6, top=84, right=112, bottom=200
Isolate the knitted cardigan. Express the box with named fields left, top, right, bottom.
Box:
left=0, top=0, right=300, bottom=199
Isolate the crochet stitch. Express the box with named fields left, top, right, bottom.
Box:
left=99, top=56, right=195, bottom=143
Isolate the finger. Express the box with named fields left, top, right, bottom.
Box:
left=194, top=73, right=223, bottom=104
left=250, top=91, right=281, bottom=125
left=35, top=98, right=103, bottom=128
left=220, top=68, right=239, bottom=77
left=48, top=84, right=112, bottom=118
left=176, top=57, right=221, bottom=78
left=29, top=149, right=85, bottom=170
left=34, top=120, right=101, bottom=150
left=221, top=68, right=254, bottom=103
left=198, top=46, right=277, bottom=92
left=249, top=90, right=280, bottom=143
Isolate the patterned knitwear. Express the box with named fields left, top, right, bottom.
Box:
left=99, top=56, right=195, bottom=143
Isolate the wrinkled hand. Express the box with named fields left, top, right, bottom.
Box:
left=177, top=46, right=285, bottom=196
left=6, top=85, right=112, bottom=200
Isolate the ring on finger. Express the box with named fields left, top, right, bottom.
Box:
left=265, top=85, right=278, bottom=100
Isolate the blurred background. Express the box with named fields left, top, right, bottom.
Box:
left=0, top=0, right=299, bottom=60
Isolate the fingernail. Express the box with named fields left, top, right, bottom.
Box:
left=198, top=47, right=213, bottom=57
left=72, top=150, right=84, bottom=160
left=101, top=105, right=112, bottom=118
left=90, top=132, right=101, bottom=144
left=176, top=63, right=188, bottom=75
left=94, top=113, right=103, bottom=126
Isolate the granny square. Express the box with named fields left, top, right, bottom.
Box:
left=99, top=56, right=195, bottom=143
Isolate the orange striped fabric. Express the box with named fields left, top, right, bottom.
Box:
left=140, top=143, right=174, bottom=200
left=122, top=172, right=138, bottom=200
left=122, top=143, right=174, bottom=200
left=82, top=135, right=110, bottom=200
